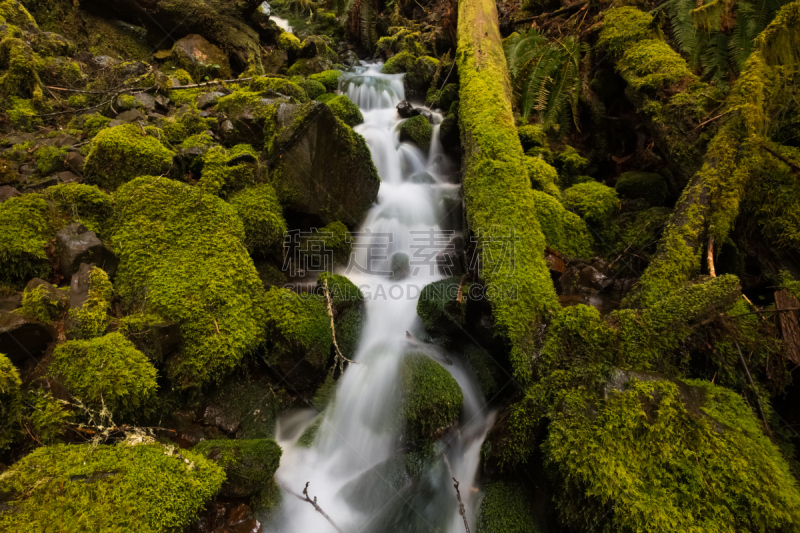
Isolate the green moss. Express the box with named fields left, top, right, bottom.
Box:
left=227, top=183, right=288, bottom=253
left=0, top=0, right=37, bottom=29
left=0, top=352, right=22, bottom=451
left=22, top=389, right=71, bottom=445
left=615, top=171, right=667, bottom=206
left=262, top=286, right=332, bottom=369
left=69, top=113, right=112, bottom=138
left=325, top=94, right=363, bottom=127
left=194, top=438, right=282, bottom=508
left=401, top=352, right=463, bottom=441
left=299, top=220, right=352, bottom=266
left=84, top=124, right=175, bottom=190
left=50, top=332, right=157, bottom=416
left=544, top=378, right=800, bottom=532
left=562, top=181, right=619, bottom=224
left=161, top=110, right=216, bottom=145
left=308, top=69, right=342, bottom=91
left=278, top=32, right=302, bottom=54
left=297, top=415, right=322, bottom=447
left=464, top=344, right=500, bottom=398
left=517, top=124, right=548, bottom=151
left=477, top=481, right=538, bottom=533
left=618, top=40, right=696, bottom=92
left=0, top=443, right=225, bottom=532
left=530, top=190, right=593, bottom=258
left=6, top=96, right=41, bottom=131
left=69, top=266, right=113, bottom=339
left=597, top=7, right=654, bottom=55
left=299, top=78, right=326, bottom=100
left=382, top=51, right=416, bottom=74
left=42, top=183, right=114, bottom=236
left=552, top=146, right=588, bottom=187
left=0, top=193, right=50, bottom=283
left=200, top=144, right=259, bottom=196
left=317, top=272, right=363, bottom=312
left=250, top=75, right=309, bottom=102
left=399, top=115, right=433, bottom=152
left=83, top=14, right=150, bottom=61
left=525, top=156, right=560, bottom=198
left=405, top=56, right=439, bottom=95
left=32, top=145, right=66, bottom=175
left=20, top=283, right=67, bottom=323
left=112, top=176, right=266, bottom=388
left=417, top=276, right=468, bottom=334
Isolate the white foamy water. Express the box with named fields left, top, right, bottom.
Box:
left=267, top=63, right=493, bottom=533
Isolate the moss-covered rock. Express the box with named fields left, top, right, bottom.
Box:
left=477, top=481, right=538, bottom=533
left=399, top=115, right=432, bottom=152
left=167, top=33, right=232, bottom=81
left=0, top=443, right=225, bottom=532
left=227, top=183, right=287, bottom=254
left=544, top=375, right=800, bottom=532
left=317, top=272, right=363, bottom=312
left=19, top=278, right=68, bottom=323
left=308, top=69, right=342, bottom=91
left=262, top=286, right=331, bottom=369
left=405, top=56, right=439, bottom=97
left=112, top=176, right=266, bottom=388
left=0, top=192, right=50, bottom=284
left=50, top=332, right=158, bottom=416
left=525, top=156, right=560, bottom=198
left=417, top=276, right=468, bottom=335
left=382, top=51, right=415, bottom=74
left=401, top=352, right=463, bottom=442
left=198, top=144, right=259, bottom=196
left=33, top=144, right=66, bottom=175
left=0, top=352, right=21, bottom=451
left=42, top=183, right=114, bottom=237
left=83, top=124, right=175, bottom=190
left=530, top=190, right=593, bottom=258
left=250, top=75, right=309, bottom=102
left=517, top=124, right=548, bottom=152
left=326, top=94, right=363, bottom=127
left=68, top=265, right=113, bottom=339
left=194, top=438, right=282, bottom=508
left=278, top=32, right=302, bottom=54
left=615, top=171, right=668, bottom=206
left=562, top=181, right=619, bottom=224
left=299, top=78, right=326, bottom=99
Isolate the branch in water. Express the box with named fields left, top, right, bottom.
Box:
left=323, top=278, right=357, bottom=375
left=442, top=453, right=472, bottom=533
left=282, top=482, right=344, bottom=533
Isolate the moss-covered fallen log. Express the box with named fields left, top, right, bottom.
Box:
left=456, top=0, right=559, bottom=382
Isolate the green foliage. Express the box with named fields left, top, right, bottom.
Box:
left=250, top=75, right=309, bottom=102
left=597, top=7, right=654, bottom=55
left=33, top=144, right=66, bottom=174
left=531, top=190, right=593, bottom=257
left=227, top=183, right=288, bottom=254
left=262, top=287, right=332, bottom=369
left=0, top=352, right=22, bottom=451
left=382, top=51, right=415, bottom=74
left=504, top=30, right=586, bottom=130
left=50, top=333, right=158, bottom=416
left=617, top=39, right=696, bottom=92
left=562, top=181, right=619, bottom=224
left=112, top=176, right=266, bottom=388
left=401, top=352, right=463, bottom=441
left=20, top=283, right=67, bottom=323
left=326, top=94, right=363, bottom=127
left=0, top=443, right=225, bottom=532
left=477, top=481, right=539, bottom=533
left=83, top=124, right=175, bottom=190
left=22, top=389, right=71, bottom=445
left=200, top=144, right=259, bottom=196
left=42, top=183, right=114, bottom=236
left=308, top=69, right=342, bottom=91
left=399, top=115, right=433, bottom=152
left=544, top=378, right=800, bottom=533
left=615, top=171, right=668, bottom=206
left=0, top=193, right=50, bottom=283
left=69, top=266, right=113, bottom=339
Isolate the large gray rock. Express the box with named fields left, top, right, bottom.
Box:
left=270, top=102, right=380, bottom=225
left=0, top=186, right=20, bottom=203
left=0, top=312, right=53, bottom=365
left=56, top=223, right=117, bottom=279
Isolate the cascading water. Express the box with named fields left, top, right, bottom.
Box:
left=267, top=63, right=494, bottom=532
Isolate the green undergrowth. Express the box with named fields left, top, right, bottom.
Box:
left=477, top=481, right=539, bottom=533
left=0, top=443, right=225, bottom=532
left=0, top=352, right=22, bottom=451
left=0, top=193, right=50, bottom=284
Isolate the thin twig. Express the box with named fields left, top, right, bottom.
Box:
left=282, top=482, right=344, bottom=533
left=323, top=278, right=357, bottom=375
left=167, top=77, right=254, bottom=90
left=442, top=453, right=471, bottom=533
left=727, top=307, right=800, bottom=318
left=734, top=339, right=773, bottom=438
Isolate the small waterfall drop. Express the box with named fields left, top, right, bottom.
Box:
left=268, top=63, right=494, bottom=532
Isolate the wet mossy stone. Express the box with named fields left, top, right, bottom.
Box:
left=317, top=272, right=363, bottom=313
left=193, top=438, right=282, bottom=505
left=517, top=124, right=548, bottom=152
left=308, top=69, right=342, bottom=91
left=417, top=276, right=468, bottom=335
left=42, top=183, right=114, bottom=238
left=0, top=0, right=38, bottom=30
left=405, top=56, right=439, bottom=98
left=477, top=481, right=539, bottom=533
left=544, top=375, right=800, bottom=532
left=0, top=352, right=22, bottom=451
left=278, top=32, right=301, bottom=54
left=168, top=33, right=232, bottom=81
left=50, top=333, right=158, bottom=417
left=562, top=181, right=619, bottom=225
left=83, top=124, right=174, bottom=190
left=399, top=115, right=432, bottom=153
left=299, top=78, right=326, bottom=100
left=112, top=176, right=266, bottom=389
left=204, top=378, right=283, bottom=439
left=530, top=190, right=593, bottom=259
left=0, top=192, right=50, bottom=284
left=0, top=443, right=225, bottom=532
left=227, top=183, right=288, bottom=254
left=270, top=102, right=379, bottom=226
left=525, top=156, right=560, bottom=198
left=381, top=51, right=415, bottom=74
left=326, top=94, right=363, bottom=127
left=67, top=265, right=113, bottom=340
left=615, top=171, right=668, bottom=206
left=250, top=76, right=308, bottom=102
left=262, top=286, right=332, bottom=369
left=401, top=352, right=463, bottom=441
left=19, top=278, right=68, bottom=323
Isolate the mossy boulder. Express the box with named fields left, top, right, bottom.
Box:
left=194, top=438, right=282, bottom=507
left=278, top=32, right=302, bottom=54
left=19, top=278, right=68, bottom=323
left=67, top=265, right=113, bottom=339
left=615, top=171, right=668, bottom=206
left=262, top=286, right=332, bottom=370
left=227, top=183, right=288, bottom=254
left=0, top=0, right=38, bottom=30
left=530, top=190, right=593, bottom=258
left=0, top=443, right=225, bottom=532
left=167, top=33, right=232, bottom=80
left=525, top=156, right=560, bottom=198
left=198, top=144, right=259, bottom=196
left=299, top=78, right=326, bottom=99
left=112, top=176, right=266, bottom=388
left=562, top=181, right=619, bottom=225
left=83, top=124, right=174, bottom=190
left=326, top=94, right=363, bottom=127
left=477, top=481, right=539, bottom=533
left=43, top=183, right=114, bottom=237
left=0, top=192, right=50, bottom=284
left=270, top=102, right=380, bottom=226
left=401, top=352, right=463, bottom=442
left=250, top=75, right=309, bottom=102
left=0, top=352, right=21, bottom=451
left=544, top=373, right=800, bottom=532
left=308, top=69, right=342, bottom=91
left=317, top=272, right=363, bottom=313
left=517, top=125, right=548, bottom=152
left=381, top=51, right=415, bottom=74
left=399, top=115, right=432, bottom=152
left=203, top=378, right=284, bottom=439
left=405, top=56, right=439, bottom=98
left=287, top=56, right=335, bottom=76
left=50, top=333, right=158, bottom=417
left=417, top=276, right=468, bottom=335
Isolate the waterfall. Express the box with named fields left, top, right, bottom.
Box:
left=267, top=63, right=494, bottom=532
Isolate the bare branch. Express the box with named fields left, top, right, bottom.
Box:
left=282, top=482, right=344, bottom=533
left=323, top=278, right=357, bottom=375
left=442, top=453, right=471, bottom=533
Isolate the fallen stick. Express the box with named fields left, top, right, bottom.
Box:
left=442, top=453, right=471, bottom=533
left=282, top=482, right=344, bottom=533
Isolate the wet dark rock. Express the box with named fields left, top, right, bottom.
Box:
left=0, top=185, right=20, bottom=202
left=0, top=293, right=21, bottom=313
left=68, top=262, right=94, bottom=311
left=133, top=92, right=157, bottom=111
left=155, top=95, right=171, bottom=111
left=54, top=135, right=80, bottom=148
left=65, top=152, right=85, bottom=175
left=339, top=49, right=359, bottom=67
left=202, top=379, right=279, bottom=439
left=125, top=318, right=182, bottom=363
left=198, top=92, right=226, bottom=109
left=171, top=34, right=232, bottom=80
left=117, top=61, right=150, bottom=77
left=23, top=176, right=59, bottom=191
left=262, top=49, right=288, bottom=74
left=0, top=312, right=53, bottom=365
left=116, top=109, right=146, bottom=123
left=558, top=258, right=610, bottom=295
left=396, top=100, right=420, bottom=118
left=438, top=114, right=461, bottom=158
left=56, top=171, right=81, bottom=184
left=56, top=223, right=117, bottom=279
